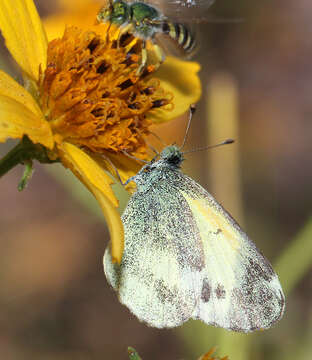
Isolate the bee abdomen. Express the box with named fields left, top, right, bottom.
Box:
left=162, top=21, right=196, bottom=54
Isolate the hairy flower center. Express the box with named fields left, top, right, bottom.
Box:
left=38, top=24, right=173, bottom=158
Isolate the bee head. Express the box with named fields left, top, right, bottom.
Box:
left=97, top=1, right=130, bottom=25
left=111, top=1, right=130, bottom=25
left=97, top=4, right=113, bottom=23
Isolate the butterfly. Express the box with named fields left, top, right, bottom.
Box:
left=104, top=122, right=285, bottom=331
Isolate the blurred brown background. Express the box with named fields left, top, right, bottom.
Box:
left=0, top=0, right=311, bottom=359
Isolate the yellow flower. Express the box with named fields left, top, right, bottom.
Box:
left=198, top=347, right=229, bottom=360
left=0, top=0, right=201, bottom=263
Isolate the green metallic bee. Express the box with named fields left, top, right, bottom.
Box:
left=97, top=0, right=200, bottom=74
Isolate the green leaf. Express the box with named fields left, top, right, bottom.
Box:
left=18, top=159, right=33, bottom=191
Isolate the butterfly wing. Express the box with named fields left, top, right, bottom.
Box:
left=104, top=167, right=285, bottom=331
left=104, top=177, right=205, bottom=328
left=177, top=175, right=285, bottom=332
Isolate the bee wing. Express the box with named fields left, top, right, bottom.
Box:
left=178, top=175, right=285, bottom=332
left=104, top=181, right=205, bottom=328
left=148, top=0, right=216, bottom=23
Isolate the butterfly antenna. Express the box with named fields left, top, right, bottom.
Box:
left=121, top=150, right=150, bottom=164
left=101, top=154, right=126, bottom=186
left=146, top=142, right=160, bottom=157
left=180, top=104, right=196, bottom=150
left=149, top=131, right=167, bottom=147
left=183, top=138, right=235, bottom=155
left=136, top=128, right=160, bottom=156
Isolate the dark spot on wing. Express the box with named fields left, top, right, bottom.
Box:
left=229, top=271, right=285, bottom=331
left=154, top=279, right=194, bottom=323
left=229, top=287, right=255, bottom=331
left=229, top=323, right=242, bottom=332
left=258, top=286, right=273, bottom=302
left=214, top=228, right=222, bottom=235
left=155, top=279, right=175, bottom=303
left=262, top=305, right=274, bottom=320
left=215, top=284, right=226, bottom=299
left=247, top=257, right=273, bottom=282
left=201, top=278, right=211, bottom=303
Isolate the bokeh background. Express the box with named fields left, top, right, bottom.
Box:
left=0, top=0, right=311, bottom=359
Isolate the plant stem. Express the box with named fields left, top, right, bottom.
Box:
left=0, top=136, right=59, bottom=180
left=275, top=218, right=312, bottom=295
left=0, top=141, right=29, bottom=177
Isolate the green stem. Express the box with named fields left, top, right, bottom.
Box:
left=0, top=140, right=29, bottom=177
left=275, top=218, right=312, bottom=295
left=0, top=136, right=59, bottom=183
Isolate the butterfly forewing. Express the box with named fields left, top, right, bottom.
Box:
left=178, top=175, right=285, bottom=331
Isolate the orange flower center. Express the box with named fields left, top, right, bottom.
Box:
left=38, top=24, right=173, bottom=158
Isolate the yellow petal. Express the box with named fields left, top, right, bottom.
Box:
left=60, top=142, right=119, bottom=207
left=93, top=151, right=143, bottom=193
left=0, top=71, right=53, bottom=148
left=58, top=142, right=124, bottom=263
left=43, top=3, right=101, bottom=41
left=0, top=0, right=48, bottom=81
left=58, top=0, right=100, bottom=12
left=148, top=56, right=201, bottom=123
left=0, top=96, right=54, bottom=148
left=0, top=71, right=42, bottom=117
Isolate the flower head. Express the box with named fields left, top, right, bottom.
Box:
left=0, top=0, right=201, bottom=263
left=39, top=24, right=173, bottom=159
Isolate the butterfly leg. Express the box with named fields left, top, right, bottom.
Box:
left=101, top=153, right=133, bottom=187
left=101, top=150, right=148, bottom=186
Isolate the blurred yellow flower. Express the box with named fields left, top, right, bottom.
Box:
left=198, top=347, right=229, bottom=360
left=0, top=0, right=201, bottom=263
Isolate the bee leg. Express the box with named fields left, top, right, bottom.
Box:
left=105, top=22, right=112, bottom=43
left=136, top=40, right=147, bottom=75
left=152, top=43, right=165, bottom=71
left=117, top=23, right=133, bottom=48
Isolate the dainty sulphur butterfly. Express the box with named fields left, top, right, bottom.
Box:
left=104, top=142, right=285, bottom=331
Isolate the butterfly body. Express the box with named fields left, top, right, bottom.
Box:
left=104, top=145, right=285, bottom=331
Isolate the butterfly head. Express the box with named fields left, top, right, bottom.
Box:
left=159, top=145, right=184, bottom=169
left=129, top=146, right=184, bottom=190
